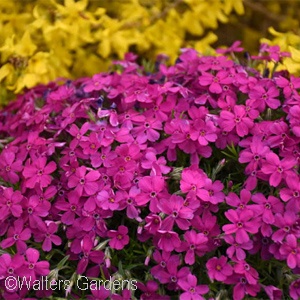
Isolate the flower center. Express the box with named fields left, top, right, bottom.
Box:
left=172, top=211, right=178, bottom=218
left=265, top=203, right=271, bottom=209
left=37, top=169, right=43, bottom=176
left=13, top=234, right=19, bottom=240
left=277, top=166, right=283, bottom=173
left=237, top=222, right=243, bottom=228
left=7, top=267, right=14, bottom=274
left=150, top=191, right=157, bottom=198
left=5, top=166, right=11, bottom=172
left=79, top=178, right=85, bottom=185
left=28, top=207, right=33, bottom=214
left=216, top=265, right=222, bottom=271
left=160, top=261, right=166, bottom=268
left=71, top=205, right=77, bottom=211
left=117, top=234, right=123, bottom=240
left=28, top=263, right=34, bottom=269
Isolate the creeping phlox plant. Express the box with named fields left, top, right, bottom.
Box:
left=0, top=42, right=300, bottom=299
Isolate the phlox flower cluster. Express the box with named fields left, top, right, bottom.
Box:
left=0, top=44, right=300, bottom=299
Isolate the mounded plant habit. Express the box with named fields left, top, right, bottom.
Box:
left=0, top=43, right=300, bottom=299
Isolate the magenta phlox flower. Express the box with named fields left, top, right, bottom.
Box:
left=19, top=248, right=50, bottom=282
left=251, top=193, right=284, bottom=227
left=107, top=225, right=129, bottom=250
left=275, top=75, right=300, bottom=100
left=178, top=273, right=209, bottom=300
left=249, top=79, right=280, bottom=110
left=159, top=195, right=194, bottom=230
left=288, top=105, right=300, bottom=137
left=280, top=174, right=300, bottom=208
left=238, top=136, right=270, bottom=172
left=151, top=250, right=180, bottom=280
left=224, top=234, right=253, bottom=260
left=68, top=166, right=100, bottom=196
left=157, top=230, right=181, bottom=252
left=90, top=146, right=117, bottom=168
left=191, top=212, right=220, bottom=241
left=0, top=150, right=23, bottom=184
left=136, top=280, right=170, bottom=300
left=96, top=189, right=122, bottom=211
left=196, top=178, right=224, bottom=204
left=215, top=129, right=240, bottom=150
left=180, top=166, right=207, bottom=198
left=131, top=117, right=162, bottom=143
left=262, top=285, right=283, bottom=300
left=76, top=235, right=105, bottom=274
left=206, top=256, right=233, bottom=282
left=54, top=190, right=82, bottom=225
left=33, top=221, right=62, bottom=252
left=224, top=274, right=261, bottom=300
left=171, top=119, right=199, bottom=154
left=86, top=285, right=111, bottom=300
left=0, top=187, right=23, bottom=221
left=225, top=189, right=252, bottom=211
left=80, top=132, right=101, bottom=155
left=68, top=122, right=90, bottom=148
left=261, top=152, right=296, bottom=187
left=219, top=105, right=254, bottom=137
left=177, top=230, right=208, bottom=265
left=136, top=175, right=166, bottom=213
left=234, top=260, right=259, bottom=285
left=199, top=70, right=233, bottom=94
left=23, top=195, right=50, bottom=228
left=144, top=94, right=176, bottom=122
left=0, top=253, right=25, bottom=292
left=83, top=73, right=111, bottom=93
left=272, top=211, right=300, bottom=243
left=223, top=209, right=260, bottom=243
left=157, top=258, right=190, bottom=287
left=141, top=148, right=171, bottom=175
left=1, top=219, right=31, bottom=253
left=289, top=279, right=300, bottom=300
left=144, top=213, right=162, bottom=234
left=216, top=41, right=244, bottom=54
left=217, top=94, right=236, bottom=112
left=198, top=55, right=234, bottom=71
left=194, top=119, right=217, bottom=146
left=22, top=157, right=56, bottom=189
left=279, top=234, right=300, bottom=269
left=117, top=186, right=141, bottom=220
left=106, top=157, right=136, bottom=183
left=246, top=233, right=273, bottom=260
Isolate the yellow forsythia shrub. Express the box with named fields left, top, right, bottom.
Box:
left=0, top=0, right=244, bottom=105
